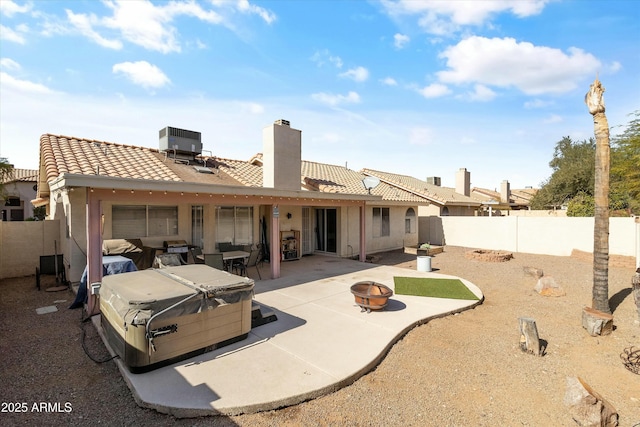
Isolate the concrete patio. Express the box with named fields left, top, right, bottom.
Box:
left=95, top=254, right=483, bottom=417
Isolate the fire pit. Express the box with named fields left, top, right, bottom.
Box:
left=465, top=249, right=513, bottom=262
left=350, top=281, right=393, bottom=313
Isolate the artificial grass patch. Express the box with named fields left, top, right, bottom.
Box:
left=393, top=277, right=479, bottom=300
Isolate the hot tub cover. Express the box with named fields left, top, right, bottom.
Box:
left=100, top=264, right=254, bottom=326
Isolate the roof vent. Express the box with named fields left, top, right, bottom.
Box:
left=193, top=166, right=216, bottom=174
left=274, top=119, right=290, bottom=127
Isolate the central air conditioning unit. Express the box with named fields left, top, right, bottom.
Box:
left=159, top=127, right=203, bottom=158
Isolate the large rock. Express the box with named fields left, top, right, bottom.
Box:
left=632, top=269, right=640, bottom=322
left=534, top=276, right=566, bottom=297
left=523, top=266, right=544, bottom=279
left=564, top=376, right=618, bottom=427
left=582, top=306, right=613, bottom=336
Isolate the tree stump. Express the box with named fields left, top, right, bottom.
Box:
left=518, top=317, right=542, bottom=356
left=582, top=306, right=613, bottom=336
left=564, top=376, right=618, bottom=427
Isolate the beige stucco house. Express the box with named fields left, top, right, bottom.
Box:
left=33, top=121, right=429, bottom=296
left=1, top=168, right=38, bottom=221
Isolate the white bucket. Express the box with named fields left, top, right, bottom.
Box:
left=417, top=256, right=432, bottom=272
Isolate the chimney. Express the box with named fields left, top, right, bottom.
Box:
left=455, top=168, right=470, bottom=196
left=263, top=119, right=301, bottom=191
left=426, top=176, right=441, bottom=186
left=500, top=180, right=511, bottom=204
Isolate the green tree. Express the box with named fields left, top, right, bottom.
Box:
left=530, top=137, right=595, bottom=210
left=0, top=157, right=14, bottom=200
left=566, top=191, right=594, bottom=216
left=611, top=110, right=640, bottom=215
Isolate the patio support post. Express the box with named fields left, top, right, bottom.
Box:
left=86, top=191, right=103, bottom=315
left=359, top=203, right=366, bottom=262
left=270, top=204, right=281, bottom=279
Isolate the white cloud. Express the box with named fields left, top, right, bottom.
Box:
left=339, top=66, right=369, bottom=82
left=436, top=36, right=601, bottom=95
left=0, top=72, right=55, bottom=94
left=0, top=0, right=32, bottom=17
left=409, top=127, right=435, bottom=145
left=0, top=58, right=21, bottom=71
left=242, top=102, right=264, bottom=114
left=66, top=10, right=123, bottom=50
left=112, top=61, right=170, bottom=89
left=311, top=91, right=361, bottom=106
left=63, top=0, right=273, bottom=54
left=394, top=33, right=410, bottom=49
left=524, top=99, right=554, bottom=109
left=608, top=61, right=622, bottom=73
left=417, top=83, right=450, bottom=98
left=468, top=84, right=496, bottom=102
left=237, top=0, right=277, bottom=24
left=0, top=24, right=26, bottom=44
left=381, top=77, right=398, bottom=86
left=311, top=49, right=343, bottom=68
left=543, top=114, right=563, bottom=124
left=382, top=0, right=548, bottom=36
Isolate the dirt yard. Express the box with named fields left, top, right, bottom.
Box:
left=1, top=246, right=638, bottom=426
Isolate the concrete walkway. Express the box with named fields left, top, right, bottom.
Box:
left=96, top=255, right=483, bottom=417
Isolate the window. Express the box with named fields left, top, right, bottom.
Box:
left=112, top=205, right=178, bottom=238
left=216, top=206, right=253, bottom=248
left=372, top=207, right=390, bottom=238
left=405, top=208, right=416, bottom=234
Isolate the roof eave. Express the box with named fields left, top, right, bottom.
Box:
left=53, top=173, right=382, bottom=202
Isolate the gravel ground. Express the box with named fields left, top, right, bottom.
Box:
left=1, top=246, right=639, bottom=426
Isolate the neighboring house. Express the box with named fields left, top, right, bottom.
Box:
left=1, top=168, right=38, bottom=221
left=471, top=181, right=538, bottom=215
left=33, top=121, right=423, bottom=294
left=361, top=167, right=482, bottom=217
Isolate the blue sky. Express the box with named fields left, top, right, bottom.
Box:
left=1, top=0, right=638, bottom=189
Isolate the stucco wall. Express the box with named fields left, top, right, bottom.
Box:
left=428, top=216, right=639, bottom=259
left=0, top=220, right=61, bottom=279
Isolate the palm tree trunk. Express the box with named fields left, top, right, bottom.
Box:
left=585, top=77, right=611, bottom=314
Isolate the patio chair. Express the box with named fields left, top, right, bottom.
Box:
left=189, top=246, right=204, bottom=264
left=233, top=249, right=261, bottom=279
left=204, top=253, right=225, bottom=271
left=218, top=242, right=234, bottom=252
left=153, top=253, right=185, bottom=268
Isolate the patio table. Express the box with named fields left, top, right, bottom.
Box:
left=70, top=255, right=137, bottom=309
left=196, top=251, right=250, bottom=273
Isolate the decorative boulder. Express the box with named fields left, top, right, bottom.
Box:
left=564, top=376, right=618, bottom=427
left=534, top=276, right=566, bottom=297
left=523, top=266, right=544, bottom=279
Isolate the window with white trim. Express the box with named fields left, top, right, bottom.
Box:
left=372, top=207, right=390, bottom=238
left=112, top=205, right=178, bottom=238
left=215, top=206, right=253, bottom=248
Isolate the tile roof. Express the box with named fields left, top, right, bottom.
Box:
left=37, top=134, right=426, bottom=204
left=301, top=161, right=424, bottom=202
left=1, top=168, right=37, bottom=184
left=471, top=187, right=537, bottom=206
left=39, top=134, right=182, bottom=183
left=361, top=168, right=480, bottom=205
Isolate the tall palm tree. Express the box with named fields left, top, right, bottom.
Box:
left=585, top=77, right=611, bottom=314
